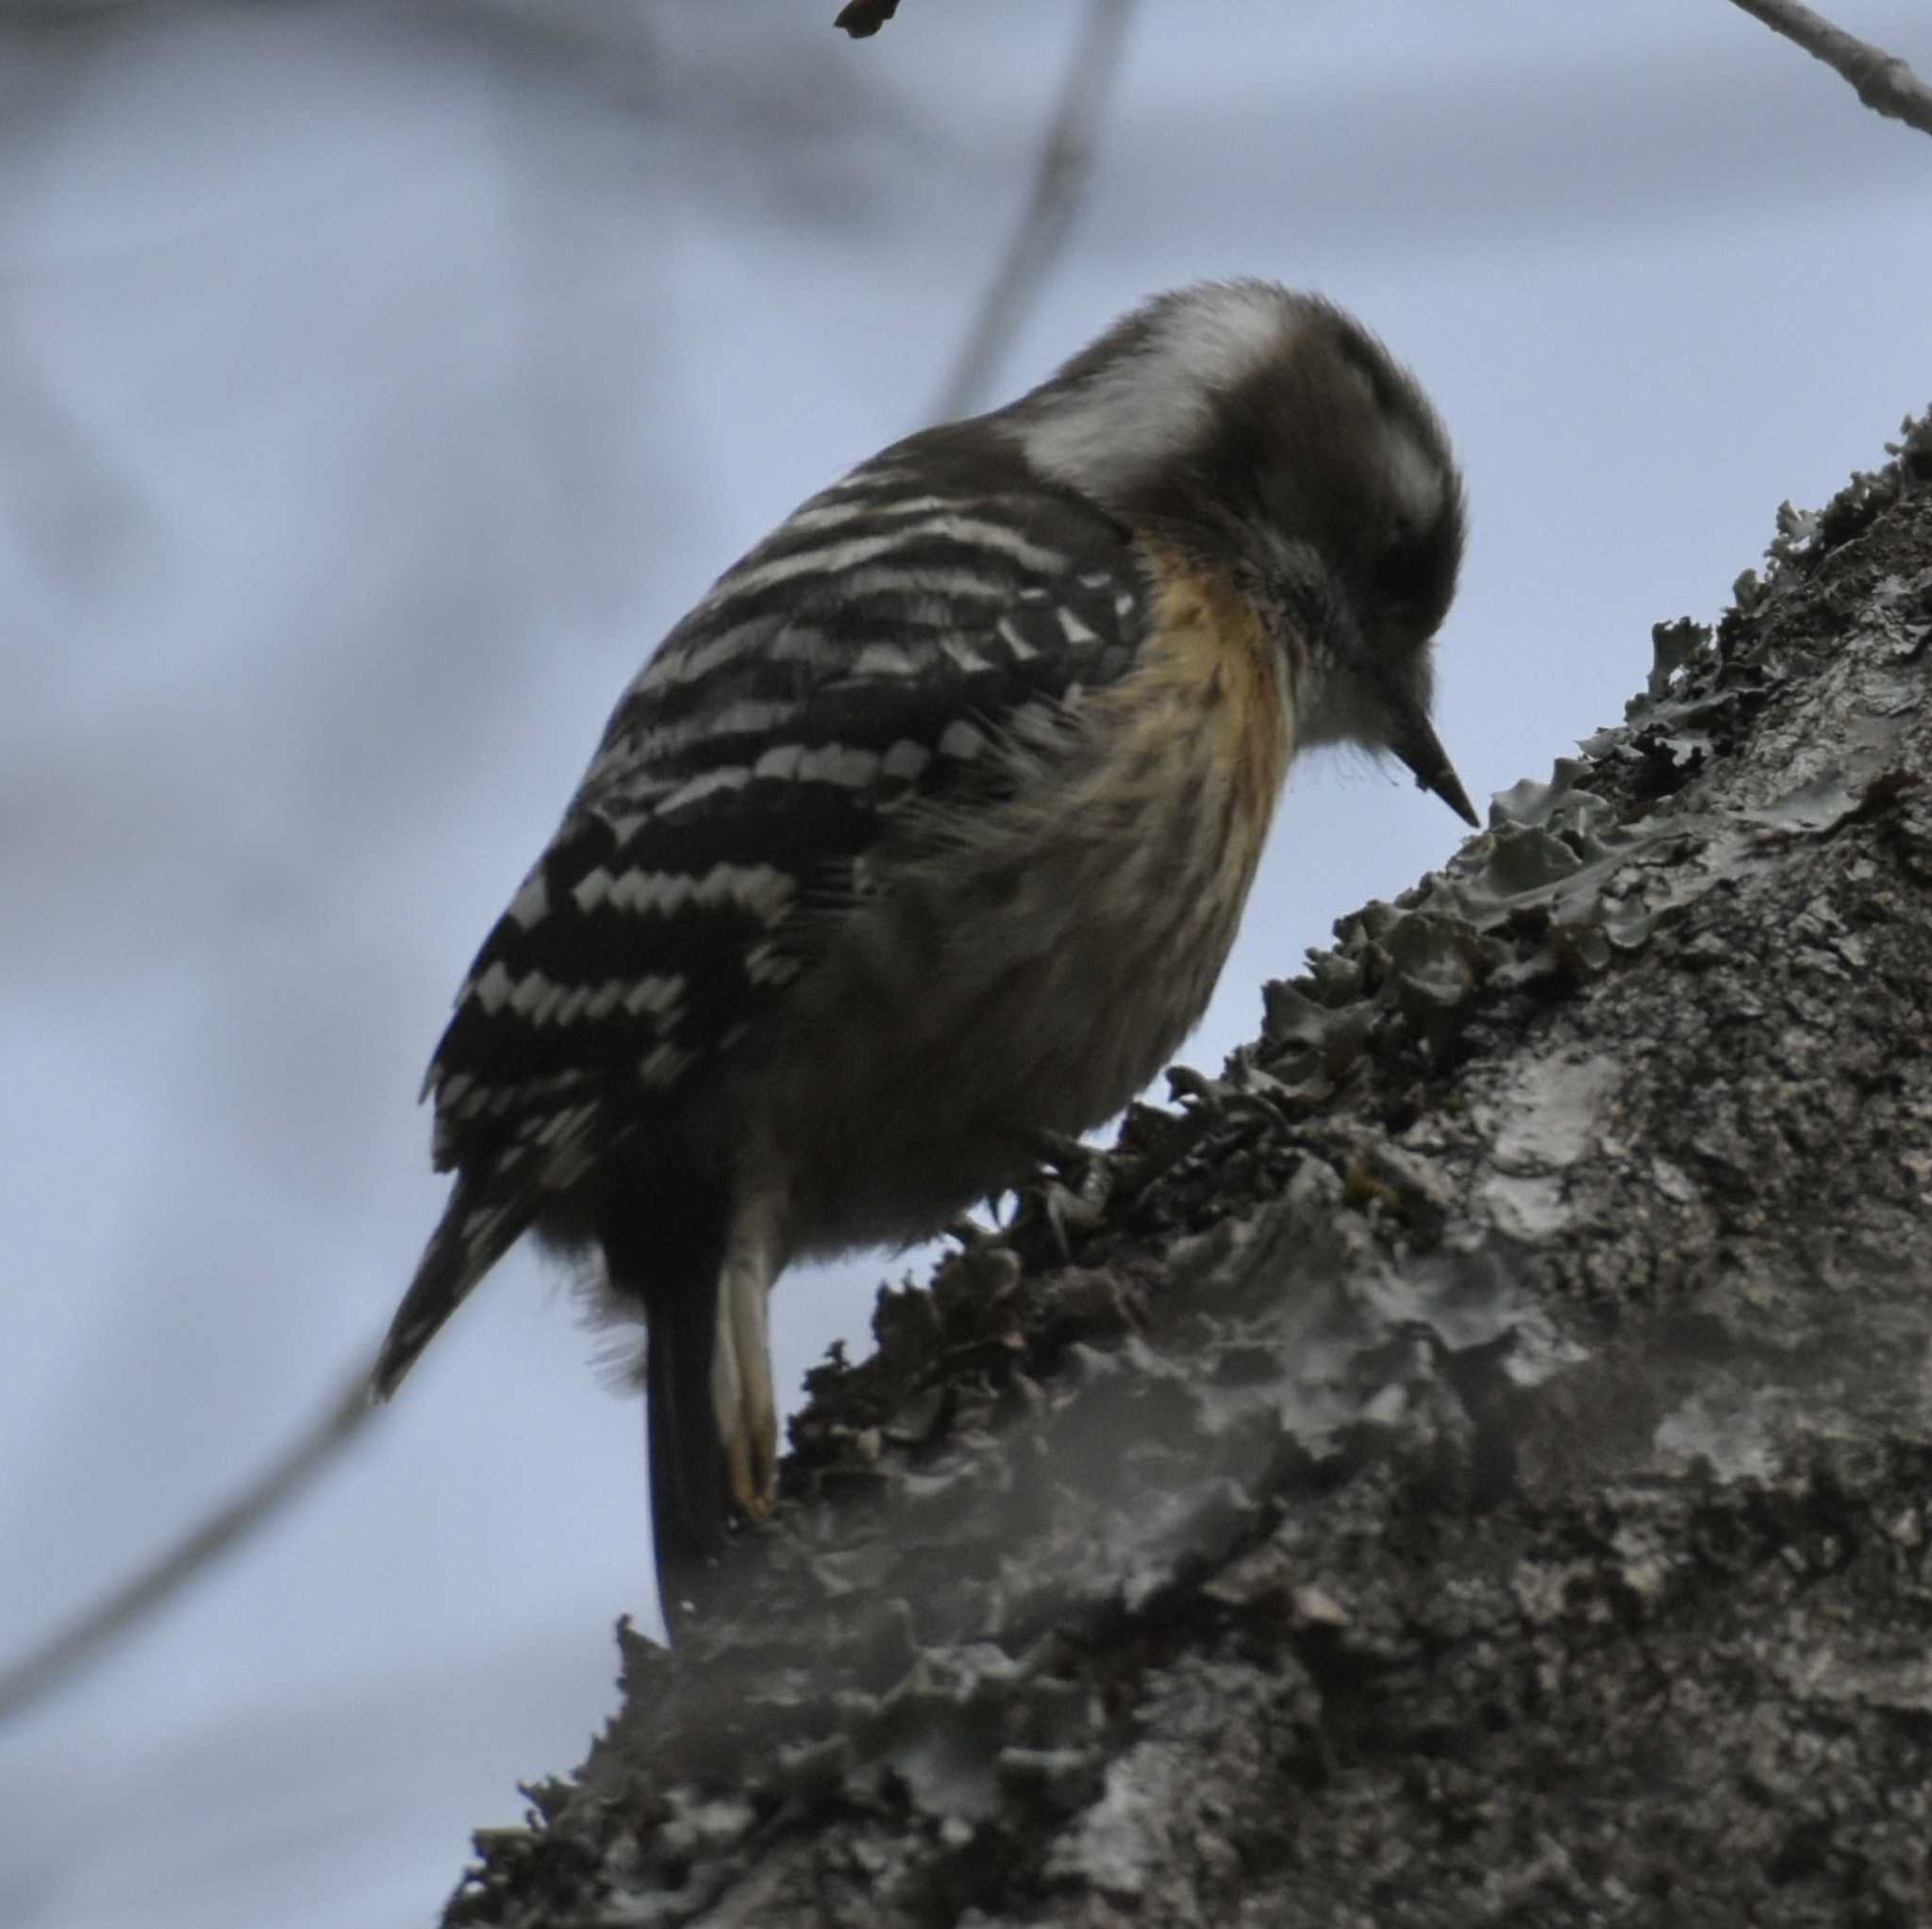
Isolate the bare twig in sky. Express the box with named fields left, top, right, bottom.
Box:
left=930, top=0, right=1136, bottom=425
left=835, top=0, right=901, bottom=37
left=1727, top=0, right=1932, bottom=138
left=0, top=35, right=153, bottom=595
left=0, top=1362, right=377, bottom=1724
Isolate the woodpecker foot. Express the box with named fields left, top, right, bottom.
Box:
left=713, top=1230, right=780, bottom=1524
left=943, top=1213, right=1002, bottom=1250
left=1011, top=1131, right=1112, bottom=1261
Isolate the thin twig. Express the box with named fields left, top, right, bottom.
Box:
left=835, top=0, right=901, bottom=37
left=0, top=34, right=153, bottom=592
left=930, top=0, right=1136, bottom=425
left=0, top=1359, right=378, bottom=1724
left=1726, top=0, right=1932, bottom=138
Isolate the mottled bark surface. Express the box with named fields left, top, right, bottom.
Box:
left=443, top=420, right=1932, bottom=1929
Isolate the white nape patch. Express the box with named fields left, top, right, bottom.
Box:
left=1016, top=282, right=1299, bottom=502
left=1384, top=425, right=1445, bottom=531
left=508, top=867, right=549, bottom=929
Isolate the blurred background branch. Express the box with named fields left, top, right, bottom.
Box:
left=0, top=33, right=151, bottom=603
left=0, top=1362, right=376, bottom=1725
left=931, top=0, right=1135, bottom=423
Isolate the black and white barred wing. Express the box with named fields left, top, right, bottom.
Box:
left=375, top=433, right=1148, bottom=1394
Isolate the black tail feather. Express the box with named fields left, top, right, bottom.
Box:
left=374, top=1176, right=533, bottom=1400
left=644, top=1274, right=730, bottom=1603
left=601, top=1178, right=731, bottom=1619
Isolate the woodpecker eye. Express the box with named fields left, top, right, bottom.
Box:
left=1374, top=525, right=1432, bottom=610
left=1367, top=502, right=1459, bottom=637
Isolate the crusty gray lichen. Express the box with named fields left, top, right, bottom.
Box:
left=445, top=412, right=1932, bottom=1929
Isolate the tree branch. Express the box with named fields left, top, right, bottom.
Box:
left=1727, top=0, right=1932, bottom=137
left=929, top=0, right=1136, bottom=425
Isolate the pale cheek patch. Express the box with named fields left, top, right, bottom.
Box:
left=1383, top=426, right=1445, bottom=532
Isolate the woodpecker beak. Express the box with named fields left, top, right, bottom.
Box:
left=1391, top=710, right=1479, bottom=828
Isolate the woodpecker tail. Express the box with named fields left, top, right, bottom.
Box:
left=643, top=1272, right=731, bottom=1587
left=373, top=1175, right=536, bottom=1400
left=596, top=1189, right=734, bottom=1608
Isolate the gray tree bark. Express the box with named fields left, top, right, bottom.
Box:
left=442, top=416, right=1932, bottom=1929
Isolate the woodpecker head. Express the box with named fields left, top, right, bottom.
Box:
left=1006, top=279, right=1474, bottom=825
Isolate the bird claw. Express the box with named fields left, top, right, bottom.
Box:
left=1010, top=1132, right=1112, bottom=1261
left=943, top=1214, right=1000, bottom=1250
